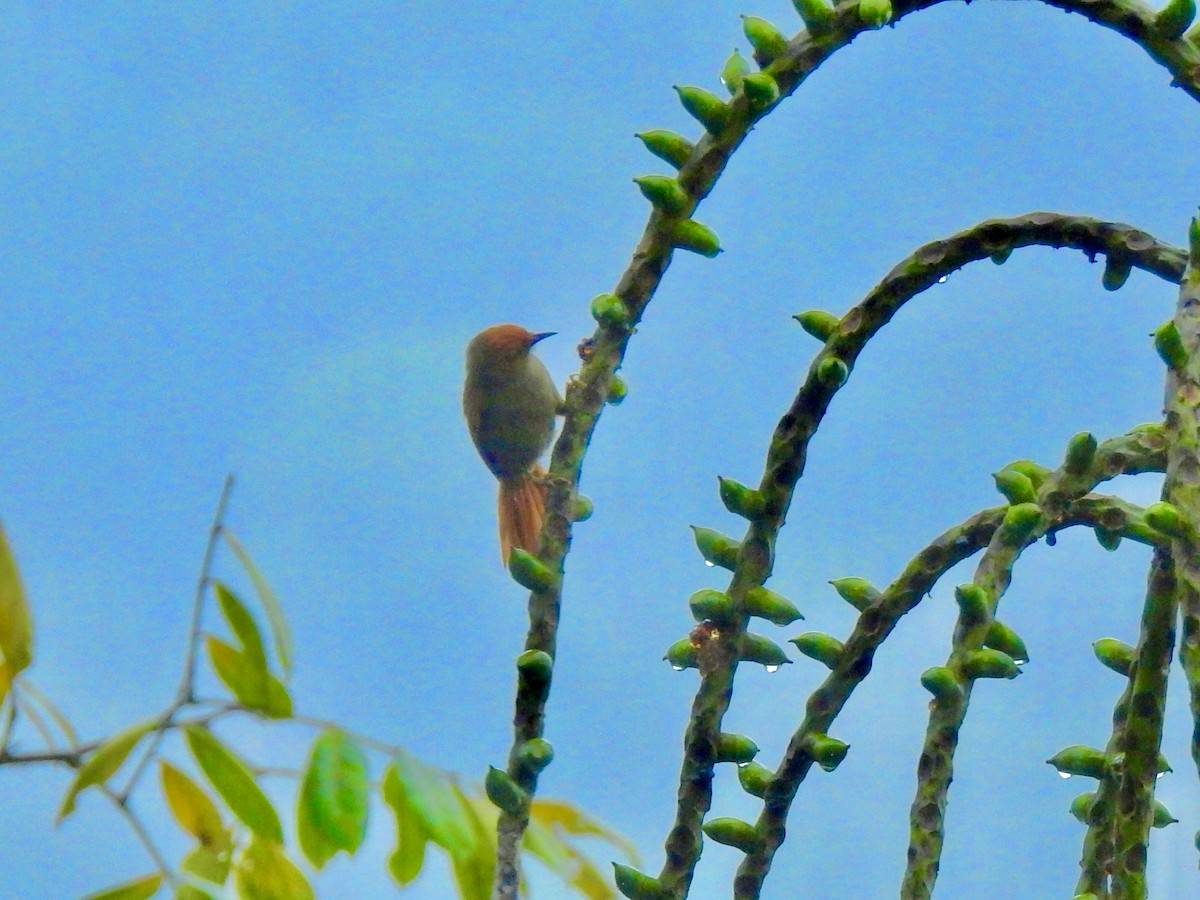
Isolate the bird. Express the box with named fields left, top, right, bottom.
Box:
left=463, top=324, right=562, bottom=564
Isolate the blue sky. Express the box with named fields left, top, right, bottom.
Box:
left=3, top=1, right=1200, bottom=897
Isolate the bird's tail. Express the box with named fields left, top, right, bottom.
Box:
left=498, top=464, right=547, bottom=565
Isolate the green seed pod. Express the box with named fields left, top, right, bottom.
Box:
left=954, top=583, right=991, bottom=624
left=993, top=469, right=1037, bottom=505
left=1155, top=0, right=1196, bottom=38
left=1092, top=637, right=1135, bottom=677
left=1154, top=320, right=1188, bottom=370
left=817, top=357, right=849, bottom=388
left=741, top=15, right=789, bottom=64
left=1191, top=215, right=1200, bottom=262
left=674, top=85, right=730, bottom=134
left=612, top=863, right=665, bottom=900
left=962, top=648, right=1022, bottom=680
left=1153, top=800, right=1179, bottom=828
left=788, top=632, right=844, bottom=669
left=744, top=586, right=803, bottom=626
left=804, top=733, right=850, bottom=771
left=1064, top=431, right=1098, bottom=474
left=633, top=175, right=690, bottom=216
left=984, top=620, right=1029, bottom=664
left=572, top=494, right=594, bottom=522
left=1047, top=745, right=1108, bottom=779
left=738, top=760, right=773, bottom=798
left=607, top=374, right=628, bottom=405
left=792, top=0, right=834, bottom=35
left=635, top=130, right=695, bottom=169
left=1000, top=502, right=1042, bottom=545
left=671, top=219, right=723, bottom=257
left=590, top=292, right=631, bottom=328
left=830, top=577, right=879, bottom=611
left=1072, top=895, right=1100, bottom=900
left=702, top=816, right=762, bottom=853
left=664, top=638, right=700, bottom=671
left=517, top=738, right=554, bottom=774
left=920, top=666, right=962, bottom=702
left=793, top=309, right=840, bottom=341
left=508, top=548, right=556, bottom=592
left=715, top=733, right=759, bottom=764
left=485, top=766, right=528, bottom=815
left=857, top=0, right=893, bottom=28
left=720, top=49, right=751, bottom=95
left=740, top=633, right=792, bottom=668
left=1094, top=527, right=1122, bottom=551
left=691, top=525, right=740, bottom=569
left=1005, top=459, right=1051, bottom=489
left=989, top=247, right=1013, bottom=265
left=718, top=476, right=767, bottom=519
left=689, top=589, right=734, bottom=623
left=516, top=649, right=553, bottom=683
left=1102, top=257, right=1132, bottom=291
left=742, top=72, right=780, bottom=108
left=1145, top=500, right=1190, bottom=539
left=1069, top=791, right=1097, bottom=824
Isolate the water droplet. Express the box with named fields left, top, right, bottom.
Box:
left=1058, top=771, right=1072, bottom=780
left=818, top=761, right=837, bottom=773
left=1157, top=770, right=1166, bottom=780
left=736, top=761, right=750, bottom=768
left=937, top=275, right=949, bottom=284
left=704, top=560, right=715, bottom=567
left=1013, top=658, right=1028, bottom=666
left=765, top=664, right=779, bottom=673
left=671, top=665, right=684, bottom=672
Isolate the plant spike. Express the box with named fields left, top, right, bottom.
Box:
left=635, top=130, right=695, bottom=169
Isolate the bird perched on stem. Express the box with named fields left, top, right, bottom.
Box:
left=463, top=324, right=562, bottom=564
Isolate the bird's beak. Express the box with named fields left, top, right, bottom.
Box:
left=530, top=331, right=556, bottom=345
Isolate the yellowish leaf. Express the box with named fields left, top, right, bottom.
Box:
left=58, top=720, right=154, bottom=822
left=79, top=872, right=162, bottom=900
left=159, top=760, right=231, bottom=853
left=235, top=837, right=315, bottom=900
left=0, top=522, right=34, bottom=675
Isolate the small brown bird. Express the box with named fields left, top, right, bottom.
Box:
left=463, top=324, right=562, bottom=563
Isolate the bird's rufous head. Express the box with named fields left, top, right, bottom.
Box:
left=468, top=324, right=555, bottom=365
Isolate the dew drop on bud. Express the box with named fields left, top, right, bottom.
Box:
left=737, top=761, right=750, bottom=768
left=671, top=665, right=684, bottom=672
left=1058, top=771, right=1072, bottom=780
left=704, top=560, right=715, bottom=567
left=765, top=664, right=780, bottom=673
left=937, top=275, right=949, bottom=284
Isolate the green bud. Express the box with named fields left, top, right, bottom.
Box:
left=792, top=0, right=834, bottom=35
left=674, top=85, right=730, bottom=134
left=741, top=15, right=789, bottom=64
left=989, top=247, right=1013, bottom=265
left=1102, top=257, right=1132, bottom=291
left=607, top=374, right=628, bottom=405
left=1191, top=215, right=1200, bottom=263
left=857, top=0, right=893, bottom=28
left=516, top=738, right=554, bottom=775
left=831, top=577, right=879, bottom=611
left=954, top=583, right=991, bottom=623
left=817, top=357, right=849, bottom=387
left=1155, top=0, right=1195, bottom=38
left=993, top=469, right=1037, bottom=505
left=508, top=548, right=556, bottom=592
left=793, top=309, right=840, bottom=341
left=962, top=648, right=1022, bottom=680
left=1092, top=638, right=1135, bottom=677
left=1154, top=320, right=1188, bottom=370
left=612, top=863, right=665, bottom=900
left=1153, top=799, right=1179, bottom=828
left=738, top=760, right=773, bottom=798
left=718, top=476, right=767, bottom=519
left=572, top=494, right=594, bottom=522
left=804, top=733, right=850, bottom=771
left=691, top=525, right=740, bottom=569
left=702, top=817, right=762, bottom=853
left=1004, top=459, right=1051, bottom=489
left=1145, top=500, right=1190, bottom=539
left=720, top=49, right=751, bottom=95
left=984, top=621, right=1029, bottom=665
left=1069, top=791, right=1097, bottom=824
left=516, top=649, right=553, bottom=683
left=635, top=130, right=694, bottom=169
left=742, top=72, right=780, bottom=108
left=744, top=586, right=803, bottom=626
left=788, top=632, right=844, bottom=669
left=633, top=175, right=690, bottom=216
left=920, top=666, right=962, bottom=702
left=664, top=638, right=699, bottom=671
left=689, top=589, right=734, bottom=623
left=590, top=292, right=631, bottom=328
left=740, top=632, right=792, bottom=668
left=671, top=219, right=723, bottom=257
left=1047, top=745, right=1108, bottom=779
left=1064, top=431, right=1098, bottom=474
left=485, top=766, right=528, bottom=815
left=1072, top=895, right=1100, bottom=900
left=1000, top=502, right=1042, bottom=545
left=715, top=733, right=759, bottom=764
left=1094, top=527, right=1122, bottom=551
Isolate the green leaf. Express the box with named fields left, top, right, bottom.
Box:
left=79, top=873, right=163, bottom=900
left=176, top=884, right=219, bottom=900
left=297, top=729, right=370, bottom=868
left=234, top=837, right=315, bottom=900
left=57, top=719, right=155, bottom=822
left=530, top=798, right=641, bottom=865
left=450, top=792, right=496, bottom=900
left=206, top=636, right=292, bottom=718
left=382, top=764, right=430, bottom=885
left=0, top=522, right=34, bottom=675
left=212, top=581, right=268, bottom=671
left=222, top=529, right=292, bottom=679
left=184, top=725, right=283, bottom=843
left=160, top=759, right=231, bottom=853
left=181, top=843, right=232, bottom=885
left=387, top=749, right=479, bottom=857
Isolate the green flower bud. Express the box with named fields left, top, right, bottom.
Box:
left=671, top=219, right=723, bottom=257
left=993, top=469, right=1037, bottom=505
left=1047, top=745, right=1108, bottom=779
left=1069, top=791, right=1097, bottom=824
left=1094, top=528, right=1122, bottom=551
left=485, top=766, right=528, bottom=815
left=718, top=476, right=767, bottom=519
left=516, top=649, right=553, bottom=683
left=633, top=175, right=690, bottom=216
left=607, top=374, right=628, bottom=405
left=1000, top=502, right=1042, bottom=545
left=989, top=247, right=1013, bottom=265
left=793, top=309, right=840, bottom=341
left=517, top=738, right=554, bottom=774
left=740, top=633, right=792, bottom=668
left=1064, top=431, right=1098, bottom=474
left=635, top=130, right=695, bottom=169
left=664, top=638, right=700, bottom=671
left=962, top=648, right=1021, bottom=680
left=1154, top=320, right=1188, bottom=370
left=742, top=72, right=780, bottom=108
left=744, top=586, right=803, bottom=626
left=674, top=85, right=730, bottom=134
left=857, top=0, right=893, bottom=28
left=984, top=621, right=1029, bottom=665
left=715, top=733, right=759, bottom=764
left=788, top=632, right=844, bottom=669
left=1153, top=799, right=1178, bottom=828
left=689, top=589, right=734, bottom=623
left=590, top=292, right=631, bottom=328
left=1072, top=895, right=1100, bottom=900
left=830, top=577, right=879, bottom=611
left=920, top=666, right=963, bottom=702
left=1102, top=257, right=1132, bottom=291
left=1191, top=215, right=1200, bottom=263
left=792, top=0, right=834, bottom=35
left=817, top=357, right=849, bottom=388
left=702, top=817, right=762, bottom=853
left=1145, top=501, right=1190, bottom=539
left=738, top=760, right=773, bottom=797
left=612, top=863, right=665, bottom=900
left=720, top=49, right=751, bottom=95
left=1155, top=0, right=1195, bottom=38
left=804, top=733, right=850, bottom=771
left=741, top=16, right=789, bottom=64
left=954, top=583, right=991, bottom=623
left=1004, top=459, right=1051, bottom=489
left=572, top=494, right=594, bottom=522
left=691, top=525, right=740, bottom=570
left=1092, top=637, right=1135, bottom=677
left=508, top=548, right=556, bottom=592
